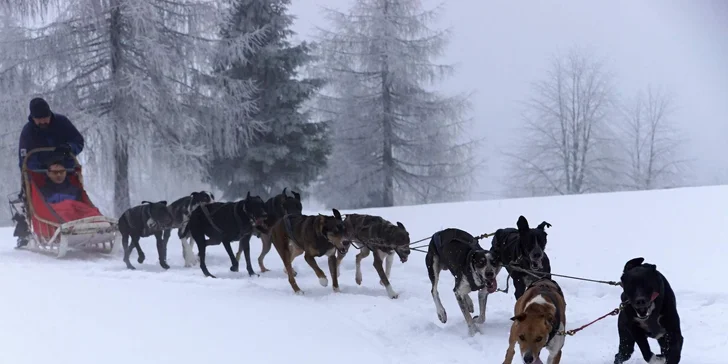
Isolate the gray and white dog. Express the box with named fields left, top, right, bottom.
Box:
left=161, top=191, right=215, bottom=267
left=425, top=228, right=502, bottom=336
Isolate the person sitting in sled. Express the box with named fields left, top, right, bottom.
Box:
left=40, top=156, right=83, bottom=204
left=38, top=157, right=102, bottom=223
left=13, top=97, right=85, bottom=248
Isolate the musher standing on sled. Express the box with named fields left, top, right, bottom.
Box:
left=12, top=97, right=85, bottom=248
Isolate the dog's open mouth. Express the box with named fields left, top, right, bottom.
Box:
left=634, top=305, right=651, bottom=319
left=485, top=277, right=498, bottom=293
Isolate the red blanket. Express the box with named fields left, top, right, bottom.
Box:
left=50, top=199, right=102, bottom=222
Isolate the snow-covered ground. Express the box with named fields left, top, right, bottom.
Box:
left=1, top=186, right=724, bottom=364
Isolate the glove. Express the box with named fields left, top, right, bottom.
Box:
left=55, top=143, right=72, bottom=156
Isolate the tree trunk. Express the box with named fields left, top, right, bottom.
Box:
left=380, top=0, right=394, bottom=207
left=110, top=0, right=130, bottom=216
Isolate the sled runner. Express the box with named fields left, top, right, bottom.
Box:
left=8, top=147, right=120, bottom=258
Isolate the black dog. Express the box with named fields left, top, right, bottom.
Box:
left=489, top=215, right=552, bottom=300
left=614, top=257, right=683, bottom=364
left=426, top=228, right=501, bottom=337
left=119, top=200, right=175, bottom=270
left=182, top=191, right=267, bottom=278
left=235, top=187, right=303, bottom=273
left=161, top=191, right=215, bottom=267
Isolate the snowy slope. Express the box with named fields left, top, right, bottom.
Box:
left=0, top=186, right=724, bottom=364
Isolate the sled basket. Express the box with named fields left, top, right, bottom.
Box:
left=15, top=147, right=120, bottom=258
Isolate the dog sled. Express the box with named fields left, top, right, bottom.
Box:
left=8, top=147, right=120, bottom=258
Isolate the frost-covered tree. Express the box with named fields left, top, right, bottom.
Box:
left=313, top=0, right=478, bottom=209
left=617, top=85, right=690, bottom=190
left=206, top=0, right=329, bottom=199
left=0, top=0, right=267, bottom=216
left=505, top=47, right=620, bottom=197
left=0, top=15, right=40, bottom=225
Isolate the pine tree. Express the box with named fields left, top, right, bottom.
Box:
left=0, top=0, right=266, bottom=215
left=313, top=0, right=479, bottom=208
left=207, top=0, right=330, bottom=199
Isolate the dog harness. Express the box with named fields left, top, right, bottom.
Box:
left=432, top=231, right=481, bottom=256
left=124, top=204, right=158, bottom=236
left=200, top=203, right=225, bottom=233
left=464, top=250, right=486, bottom=291
left=283, top=214, right=300, bottom=247
left=433, top=230, right=488, bottom=291
left=528, top=278, right=563, bottom=343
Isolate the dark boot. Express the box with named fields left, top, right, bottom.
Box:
left=12, top=212, right=30, bottom=248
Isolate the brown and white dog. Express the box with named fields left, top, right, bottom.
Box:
left=269, top=209, right=348, bottom=295
left=503, top=278, right=567, bottom=364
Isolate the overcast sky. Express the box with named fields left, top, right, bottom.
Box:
left=288, top=0, right=728, bottom=200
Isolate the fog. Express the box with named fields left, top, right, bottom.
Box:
left=290, top=0, right=728, bottom=200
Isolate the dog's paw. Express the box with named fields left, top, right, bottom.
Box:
left=294, top=290, right=305, bottom=295
left=648, top=354, right=666, bottom=364
left=467, top=324, right=481, bottom=337
left=473, top=315, right=485, bottom=324
left=230, top=265, right=239, bottom=272
left=613, top=352, right=631, bottom=364
left=385, top=285, right=398, bottom=299
left=319, top=277, right=329, bottom=287
left=160, top=261, right=170, bottom=270
left=137, top=256, right=145, bottom=264
left=437, top=309, right=447, bottom=324
left=333, top=286, right=341, bottom=293
left=355, top=272, right=362, bottom=285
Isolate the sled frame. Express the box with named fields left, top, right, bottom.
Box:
left=14, top=147, right=121, bottom=258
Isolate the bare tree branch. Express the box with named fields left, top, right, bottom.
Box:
left=504, top=46, right=620, bottom=197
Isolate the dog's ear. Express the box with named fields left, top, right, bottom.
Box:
left=142, top=200, right=152, bottom=205
left=397, top=221, right=406, bottom=230
left=537, top=221, right=551, bottom=230
left=543, top=312, right=554, bottom=328
left=158, top=200, right=167, bottom=206
left=472, top=250, right=488, bottom=267
left=190, top=192, right=198, bottom=198
left=332, top=208, right=342, bottom=221
left=210, top=192, right=215, bottom=201
left=543, top=311, right=554, bottom=326
left=282, top=187, right=287, bottom=197
left=315, top=215, right=325, bottom=236
left=246, top=191, right=251, bottom=199
left=623, top=257, right=645, bottom=272
left=510, top=313, right=527, bottom=322
left=517, top=215, right=530, bottom=232
left=292, top=191, right=300, bottom=201
left=644, top=263, right=657, bottom=271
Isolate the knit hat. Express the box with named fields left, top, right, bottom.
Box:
left=29, top=97, right=51, bottom=118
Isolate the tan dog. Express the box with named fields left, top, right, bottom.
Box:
left=503, top=278, right=566, bottom=364
left=269, top=209, right=348, bottom=295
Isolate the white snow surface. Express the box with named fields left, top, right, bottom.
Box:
left=1, top=186, right=724, bottom=364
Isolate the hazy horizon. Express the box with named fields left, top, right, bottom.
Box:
left=289, top=0, right=728, bottom=201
